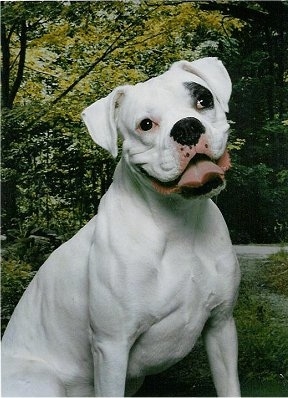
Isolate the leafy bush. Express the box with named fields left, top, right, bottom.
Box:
left=1, top=259, right=35, bottom=335
left=3, top=225, right=63, bottom=271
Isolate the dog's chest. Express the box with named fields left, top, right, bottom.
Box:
left=127, top=239, right=225, bottom=378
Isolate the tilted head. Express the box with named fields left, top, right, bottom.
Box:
left=82, top=57, right=232, bottom=198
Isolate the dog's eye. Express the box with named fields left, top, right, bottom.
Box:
left=196, top=99, right=206, bottom=110
left=196, top=95, right=214, bottom=110
left=139, top=119, right=154, bottom=131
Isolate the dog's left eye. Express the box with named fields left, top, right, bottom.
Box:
left=139, top=119, right=154, bottom=131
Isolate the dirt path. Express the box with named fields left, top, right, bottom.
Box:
left=234, top=244, right=288, bottom=258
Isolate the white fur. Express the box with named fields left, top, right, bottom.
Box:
left=2, top=57, right=240, bottom=397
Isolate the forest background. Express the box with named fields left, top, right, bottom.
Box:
left=1, top=1, right=288, bottom=326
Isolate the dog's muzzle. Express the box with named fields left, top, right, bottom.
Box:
left=144, top=117, right=231, bottom=197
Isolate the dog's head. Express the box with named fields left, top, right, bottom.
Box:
left=82, top=57, right=232, bottom=198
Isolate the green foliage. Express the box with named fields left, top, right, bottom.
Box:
left=219, top=111, right=288, bottom=243
left=1, top=259, right=35, bottom=335
left=2, top=224, right=62, bottom=271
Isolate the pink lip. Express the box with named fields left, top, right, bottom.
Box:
left=151, top=150, right=231, bottom=195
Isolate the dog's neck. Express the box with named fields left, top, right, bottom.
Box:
left=112, top=158, right=207, bottom=217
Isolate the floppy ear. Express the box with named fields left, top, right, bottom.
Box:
left=81, top=86, right=128, bottom=158
left=171, top=57, right=232, bottom=112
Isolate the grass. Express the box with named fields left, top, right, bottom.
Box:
left=263, top=250, right=288, bottom=296
left=235, top=251, right=288, bottom=397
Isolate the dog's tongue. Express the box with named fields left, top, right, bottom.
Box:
left=178, top=152, right=230, bottom=188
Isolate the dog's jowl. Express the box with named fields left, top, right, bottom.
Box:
left=2, top=57, right=241, bottom=397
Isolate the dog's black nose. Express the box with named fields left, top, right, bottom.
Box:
left=170, top=117, right=205, bottom=146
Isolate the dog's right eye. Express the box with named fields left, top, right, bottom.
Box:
left=139, top=119, right=154, bottom=131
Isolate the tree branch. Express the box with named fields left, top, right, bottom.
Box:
left=197, top=1, right=288, bottom=30
left=51, top=3, right=162, bottom=104
left=8, top=21, right=27, bottom=108
left=24, top=65, right=59, bottom=78
left=51, top=34, right=124, bottom=104
left=15, top=3, right=163, bottom=128
left=1, top=23, right=10, bottom=108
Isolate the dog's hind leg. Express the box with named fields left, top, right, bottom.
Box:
left=2, top=357, right=66, bottom=397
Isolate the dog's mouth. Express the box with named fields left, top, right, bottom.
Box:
left=143, top=150, right=231, bottom=197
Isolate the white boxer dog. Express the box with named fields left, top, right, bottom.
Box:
left=2, top=57, right=241, bottom=397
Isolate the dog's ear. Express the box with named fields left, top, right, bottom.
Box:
left=171, top=57, right=232, bottom=112
left=82, top=86, right=128, bottom=158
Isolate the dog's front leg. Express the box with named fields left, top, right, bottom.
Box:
left=90, top=333, right=129, bottom=397
left=203, top=316, right=240, bottom=397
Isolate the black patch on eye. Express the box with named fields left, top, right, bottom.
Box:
left=184, top=82, right=214, bottom=109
